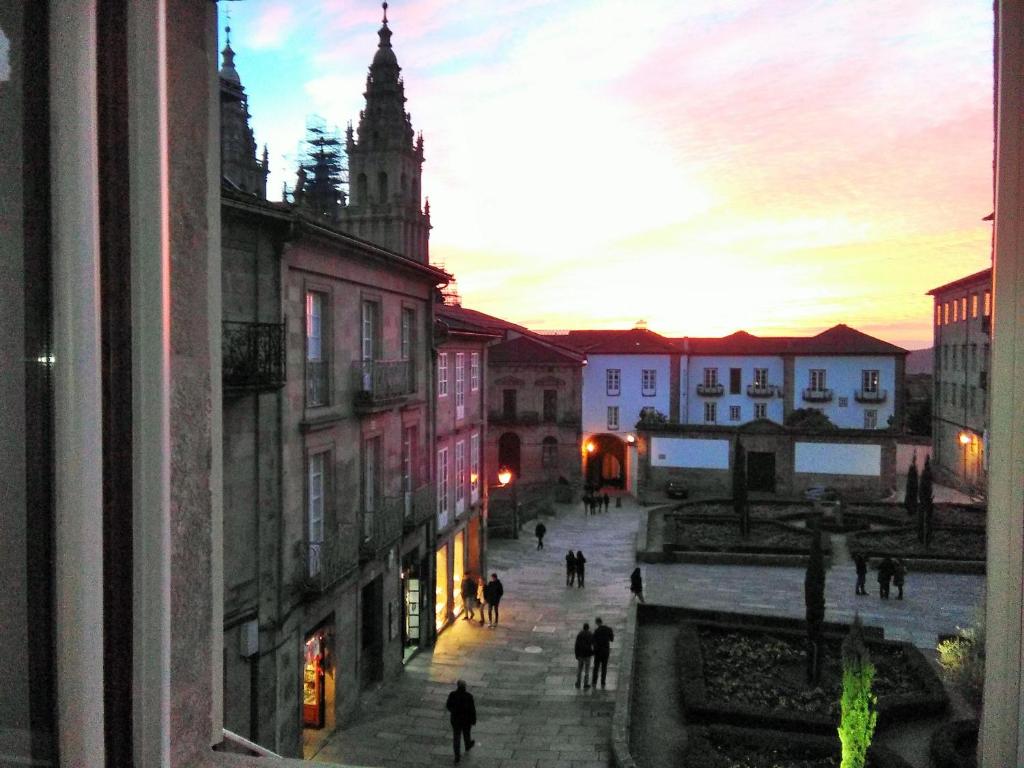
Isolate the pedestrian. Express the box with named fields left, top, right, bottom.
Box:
left=565, top=550, right=577, bottom=587
left=853, top=553, right=867, bottom=596
left=893, top=558, right=906, bottom=600
left=483, top=572, right=504, bottom=627
left=445, top=679, right=477, bottom=764
left=603, top=492, right=610, bottom=513
left=475, top=578, right=485, bottom=625
left=591, top=617, right=615, bottom=689
left=629, top=567, right=645, bottom=603
left=877, top=556, right=894, bottom=599
left=534, top=520, right=546, bottom=550
left=591, top=496, right=598, bottom=516
left=575, top=550, right=586, bottom=588
left=574, top=622, right=594, bottom=689
left=583, top=493, right=591, bottom=516
left=461, top=573, right=478, bottom=621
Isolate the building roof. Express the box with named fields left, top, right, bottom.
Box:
left=672, top=324, right=906, bottom=357
left=562, top=328, right=680, bottom=355
left=434, top=304, right=532, bottom=337
left=488, top=334, right=585, bottom=365
left=926, top=267, right=992, bottom=296
left=679, top=330, right=799, bottom=356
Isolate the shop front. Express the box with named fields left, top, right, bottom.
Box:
left=435, top=544, right=448, bottom=632
left=401, top=550, right=422, bottom=662
left=452, top=530, right=465, bottom=618
left=302, top=621, right=334, bottom=731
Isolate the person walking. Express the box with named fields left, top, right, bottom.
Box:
left=629, top=567, right=645, bottom=603
left=445, top=679, right=477, bottom=764
left=602, top=492, right=610, bottom=513
left=534, top=521, right=546, bottom=550
left=591, top=617, right=615, bottom=689
left=853, top=553, right=868, bottom=596
left=575, top=550, right=587, bottom=588
left=461, top=573, right=478, bottom=621
left=565, top=550, right=577, bottom=587
left=877, top=556, right=894, bottom=599
left=483, top=572, right=504, bottom=627
left=574, top=622, right=594, bottom=689
left=582, top=492, right=591, bottom=516
left=893, top=558, right=906, bottom=600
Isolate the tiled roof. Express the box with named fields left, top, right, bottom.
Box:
left=673, top=325, right=906, bottom=357
left=489, top=335, right=585, bottom=365
left=436, top=304, right=531, bottom=336
left=562, top=328, right=680, bottom=355
left=679, top=331, right=799, bottom=356
left=926, top=268, right=992, bottom=296
left=795, top=324, right=907, bottom=356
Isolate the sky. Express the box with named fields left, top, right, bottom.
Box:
left=220, top=0, right=994, bottom=350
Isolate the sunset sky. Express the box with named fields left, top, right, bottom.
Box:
left=220, top=0, right=994, bottom=350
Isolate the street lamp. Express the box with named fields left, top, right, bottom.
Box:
left=959, top=431, right=972, bottom=488
left=498, top=468, right=518, bottom=539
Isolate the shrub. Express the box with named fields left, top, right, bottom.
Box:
left=838, top=615, right=878, bottom=768
left=937, top=602, right=986, bottom=710
left=786, top=408, right=837, bottom=431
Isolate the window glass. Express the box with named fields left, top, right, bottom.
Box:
left=704, top=401, right=717, bottom=423
left=606, top=368, right=620, bottom=395
left=729, top=405, right=741, bottom=421
left=607, top=406, right=619, bottom=430
left=438, top=352, right=448, bottom=397
left=729, top=368, right=741, bottom=394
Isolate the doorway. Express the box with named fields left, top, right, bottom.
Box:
left=497, top=432, right=521, bottom=480
left=747, top=451, right=777, bottom=492
left=360, top=578, right=383, bottom=688
left=401, top=551, right=421, bottom=663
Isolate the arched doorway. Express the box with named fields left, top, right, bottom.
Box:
left=585, top=434, right=626, bottom=489
left=497, top=432, right=521, bottom=480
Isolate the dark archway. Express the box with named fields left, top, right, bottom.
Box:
left=585, top=434, right=626, bottom=489
left=497, top=432, right=521, bottom=481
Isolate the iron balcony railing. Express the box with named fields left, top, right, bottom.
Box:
left=353, top=359, right=415, bottom=406
left=306, top=537, right=357, bottom=593
left=222, top=321, right=285, bottom=391
left=696, top=383, right=724, bottom=397
left=746, top=384, right=778, bottom=398
left=854, top=388, right=888, bottom=403
left=306, top=360, right=329, bottom=406
left=802, top=387, right=834, bottom=403
left=403, top=484, right=436, bottom=532
left=359, top=495, right=405, bottom=561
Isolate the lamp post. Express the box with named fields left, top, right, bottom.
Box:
left=498, top=468, right=518, bottom=539
left=959, top=431, right=972, bottom=489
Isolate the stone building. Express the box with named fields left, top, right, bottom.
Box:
left=927, top=268, right=992, bottom=492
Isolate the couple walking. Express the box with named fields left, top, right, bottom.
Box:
left=565, top=549, right=587, bottom=587
left=573, top=618, right=615, bottom=689
left=461, top=572, right=505, bottom=626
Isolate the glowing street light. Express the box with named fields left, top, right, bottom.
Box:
left=496, top=468, right=517, bottom=538
left=959, top=432, right=972, bottom=446
left=497, top=468, right=512, bottom=486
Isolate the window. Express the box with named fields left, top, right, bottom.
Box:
left=438, top=352, right=449, bottom=397
left=961, top=297, right=968, bottom=320
left=437, top=447, right=449, bottom=524
left=306, top=292, right=327, bottom=406
left=607, top=406, right=620, bottom=431
left=502, top=389, right=517, bottom=420
left=972, top=293, right=979, bottom=318
left=863, top=410, right=877, bottom=429
left=729, top=405, right=741, bottom=421
left=960, top=384, right=966, bottom=406
left=729, top=368, right=741, bottom=394
left=455, top=352, right=465, bottom=420
left=400, top=307, right=414, bottom=360
left=838, top=396, right=849, bottom=407
left=953, top=300, right=959, bottom=322
left=943, top=345, right=949, bottom=370
left=704, top=401, right=717, bottom=423
left=401, top=426, right=416, bottom=494
left=944, top=302, right=950, bottom=324
left=754, top=402, right=767, bottom=419
left=308, top=453, right=325, bottom=575
left=809, top=369, right=827, bottom=391
left=861, top=369, right=879, bottom=393
left=753, top=368, right=768, bottom=388
left=541, top=436, right=558, bottom=468
left=984, top=290, right=992, bottom=316
left=455, top=441, right=466, bottom=513
left=606, top=368, right=621, bottom=396
left=470, top=433, right=480, bottom=503
left=936, top=305, right=942, bottom=326
left=703, top=367, right=719, bottom=387
left=470, top=352, right=480, bottom=391
left=361, top=300, right=378, bottom=361
left=543, top=389, right=557, bottom=422
left=642, top=368, right=657, bottom=396
left=970, top=386, right=977, bottom=412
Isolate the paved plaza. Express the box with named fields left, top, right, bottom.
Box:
left=312, top=496, right=985, bottom=768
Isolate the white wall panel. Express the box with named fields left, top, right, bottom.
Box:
left=794, top=442, right=880, bottom=476
left=651, top=437, right=730, bottom=469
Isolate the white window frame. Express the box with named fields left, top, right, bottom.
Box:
left=607, top=406, right=619, bottom=431
left=455, top=352, right=465, bottom=420
left=728, top=405, right=741, bottom=421
left=753, top=368, right=768, bottom=388
left=400, top=307, right=413, bottom=360
left=703, top=367, right=718, bottom=387
left=306, top=292, right=322, bottom=362
left=862, top=369, right=880, bottom=394
left=438, top=352, right=449, bottom=398
left=308, top=453, right=325, bottom=576
left=864, top=409, right=878, bottom=429
left=606, top=368, right=621, bottom=396
left=704, top=401, right=717, bottom=424
left=641, top=368, right=657, bottom=396
left=470, top=352, right=480, bottom=391
left=754, top=402, right=767, bottom=420
left=810, top=369, right=827, bottom=391
left=437, top=447, right=449, bottom=527
left=455, top=440, right=466, bottom=513
left=361, top=300, right=377, bottom=362
left=470, top=433, right=480, bottom=503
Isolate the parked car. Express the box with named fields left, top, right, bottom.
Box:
left=804, top=485, right=840, bottom=502
left=665, top=479, right=689, bottom=499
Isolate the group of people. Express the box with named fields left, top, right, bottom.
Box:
left=853, top=553, right=906, bottom=599
left=573, top=617, right=615, bottom=689
left=565, top=549, right=587, bottom=587
left=459, top=572, right=505, bottom=627
left=583, top=491, right=610, bottom=515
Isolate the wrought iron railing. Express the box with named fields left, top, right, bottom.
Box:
left=222, top=321, right=285, bottom=391
left=802, top=387, right=834, bottom=402
left=359, top=495, right=405, bottom=560
left=353, top=359, right=415, bottom=405
left=306, top=537, right=357, bottom=593
left=306, top=360, right=329, bottom=406
left=854, top=388, right=887, bottom=403
left=746, top=384, right=778, bottom=398
left=696, top=383, right=724, bottom=397
left=402, top=484, right=435, bottom=531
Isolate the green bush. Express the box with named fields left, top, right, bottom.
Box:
left=839, top=615, right=877, bottom=768
left=937, top=605, right=986, bottom=710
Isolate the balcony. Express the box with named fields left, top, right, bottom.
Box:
left=306, top=360, right=329, bottom=406
left=854, top=388, right=887, bottom=403
left=353, top=359, right=415, bottom=411
left=359, top=495, right=405, bottom=562
left=802, top=387, right=834, bottom=403
left=222, top=321, right=285, bottom=392
left=402, top=484, right=436, bottom=533
left=745, top=384, right=778, bottom=398
left=305, top=537, right=357, bottom=594
left=696, top=383, right=724, bottom=397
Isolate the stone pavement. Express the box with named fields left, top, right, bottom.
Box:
left=312, top=497, right=641, bottom=768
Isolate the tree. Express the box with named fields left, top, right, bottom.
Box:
left=918, top=455, right=934, bottom=546
left=785, top=408, right=837, bottom=431
left=904, top=455, right=919, bottom=519
left=804, top=521, right=826, bottom=684
left=732, top=439, right=749, bottom=538
left=838, top=614, right=878, bottom=768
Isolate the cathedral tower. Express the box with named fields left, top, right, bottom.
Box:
left=337, top=2, right=431, bottom=263
left=219, top=26, right=269, bottom=198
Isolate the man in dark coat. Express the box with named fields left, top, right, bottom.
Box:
left=445, top=679, right=477, bottom=763
left=534, top=521, right=546, bottom=550
left=483, top=572, right=504, bottom=627
left=574, top=622, right=594, bottom=689
left=602, top=492, right=610, bottom=513
left=461, top=573, right=478, bottom=621
left=575, top=550, right=587, bottom=588
left=893, top=558, right=906, bottom=600
left=877, top=556, right=894, bottom=599
left=591, top=617, right=614, bottom=689
left=565, top=550, right=577, bottom=587
left=853, top=553, right=868, bottom=596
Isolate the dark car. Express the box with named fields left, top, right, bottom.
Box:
left=665, top=479, right=689, bottom=499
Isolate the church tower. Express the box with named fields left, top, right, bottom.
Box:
left=219, top=25, right=269, bottom=199
left=337, top=3, right=431, bottom=263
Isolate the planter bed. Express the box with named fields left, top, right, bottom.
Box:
left=678, top=621, right=947, bottom=734
left=670, top=519, right=828, bottom=554
left=848, top=503, right=986, bottom=529
left=930, top=718, right=978, bottom=768
left=684, top=725, right=914, bottom=768
left=848, top=527, right=986, bottom=561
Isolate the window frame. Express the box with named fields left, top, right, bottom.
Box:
left=861, top=369, right=880, bottom=394
left=641, top=368, right=657, bottom=397
left=606, top=368, right=621, bottom=396
left=863, top=409, right=878, bottom=429
left=437, top=446, right=450, bottom=525
left=470, top=433, right=480, bottom=503
left=754, top=402, right=767, bottom=420
left=728, top=405, right=741, bottom=422
left=438, top=352, right=449, bottom=398
left=455, top=352, right=465, bottom=420
left=607, top=405, right=620, bottom=431
left=470, top=351, right=480, bottom=391
left=455, top=440, right=466, bottom=513
left=704, top=401, right=717, bottom=424
left=753, top=367, right=768, bottom=388
left=703, top=367, right=718, bottom=387
left=729, top=367, right=741, bottom=395
left=810, top=368, right=827, bottom=391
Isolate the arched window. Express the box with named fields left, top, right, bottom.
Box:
left=378, top=172, right=388, bottom=203
left=356, top=173, right=368, bottom=205
left=541, top=436, right=558, bottom=469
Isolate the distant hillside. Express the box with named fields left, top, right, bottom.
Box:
left=905, top=348, right=932, bottom=375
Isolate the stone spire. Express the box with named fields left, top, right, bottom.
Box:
left=219, top=26, right=268, bottom=199
left=336, top=2, right=431, bottom=262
